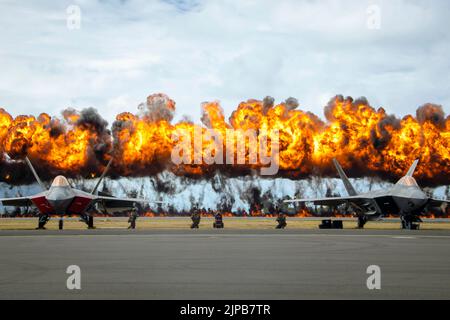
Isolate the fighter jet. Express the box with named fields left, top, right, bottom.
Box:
left=284, top=159, right=449, bottom=229
left=0, top=157, right=162, bottom=229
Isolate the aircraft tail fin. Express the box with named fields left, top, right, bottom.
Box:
left=25, top=157, right=47, bottom=191
left=332, top=158, right=358, bottom=196
left=405, top=159, right=419, bottom=177
left=90, top=158, right=113, bottom=195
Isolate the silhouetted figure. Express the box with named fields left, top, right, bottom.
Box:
left=191, top=211, right=201, bottom=229
left=213, top=213, right=224, bottom=228
left=276, top=213, right=287, bottom=229
left=128, top=207, right=138, bottom=229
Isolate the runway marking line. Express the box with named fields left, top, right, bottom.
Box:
left=391, top=236, right=417, bottom=239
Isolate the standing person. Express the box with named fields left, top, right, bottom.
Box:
left=213, top=212, right=224, bottom=228
left=128, top=207, right=138, bottom=229
left=276, top=213, right=287, bottom=229
left=191, top=210, right=201, bottom=229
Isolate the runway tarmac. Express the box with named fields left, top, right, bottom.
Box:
left=0, top=229, right=449, bottom=299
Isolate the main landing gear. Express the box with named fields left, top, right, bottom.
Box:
left=357, top=215, right=368, bottom=229
left=36, top=214, right=95, bottom=230
left=80, top=214, right=95, bottom=229
left=36, top=214, right=50, bottom=230
left=401, top=215, right=421, bottom=230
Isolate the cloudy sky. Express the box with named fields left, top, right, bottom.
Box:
left=0, top=0, right=449, bottom=124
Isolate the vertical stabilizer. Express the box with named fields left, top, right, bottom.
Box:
left=91, top=158, right=113, bottom=194
left=25, top=157, right=46, bottom=191
left=405, top=159, right=419, bottom=177
left=332, top=159, right=358, bottom=196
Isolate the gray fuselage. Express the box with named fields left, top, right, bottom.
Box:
left=358, top=177, right=429, bottom=217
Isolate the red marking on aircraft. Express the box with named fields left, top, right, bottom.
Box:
left=31, top=196, right=54, bottom=214
left=67, top=196, right=92, bottom=214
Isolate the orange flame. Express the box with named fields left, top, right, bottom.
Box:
left=0, top=94, right=448, bottom=186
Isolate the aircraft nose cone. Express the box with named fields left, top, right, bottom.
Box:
left=46, top=187, right=74, bottom=214
left=47, top=199, right=73, bottom=213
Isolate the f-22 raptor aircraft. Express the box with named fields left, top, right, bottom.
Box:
left=0, top=157, right=161, bottom=229
left=284, top=159, right=449, bottom=229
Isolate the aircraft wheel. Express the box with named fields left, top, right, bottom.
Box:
left=87, top=216, right=95, bottom=229
left=401, top=215, right=419, bottom=230
left=37, top=215, right=49, bottom=230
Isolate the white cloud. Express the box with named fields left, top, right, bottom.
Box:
left=0, top=0, right=449, bottom=124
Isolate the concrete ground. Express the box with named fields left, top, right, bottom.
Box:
left=0, top=228, right=449, bottom=299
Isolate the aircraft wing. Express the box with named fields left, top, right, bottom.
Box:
left=1, top=193, right=54, bottom=215
left=92, top=195, right=164, bottom=208
left=427, top=198, right=450, bottom=208
left=284, top=195, right=372, bottom=207
left=0, top=196, right=33, bottom=207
